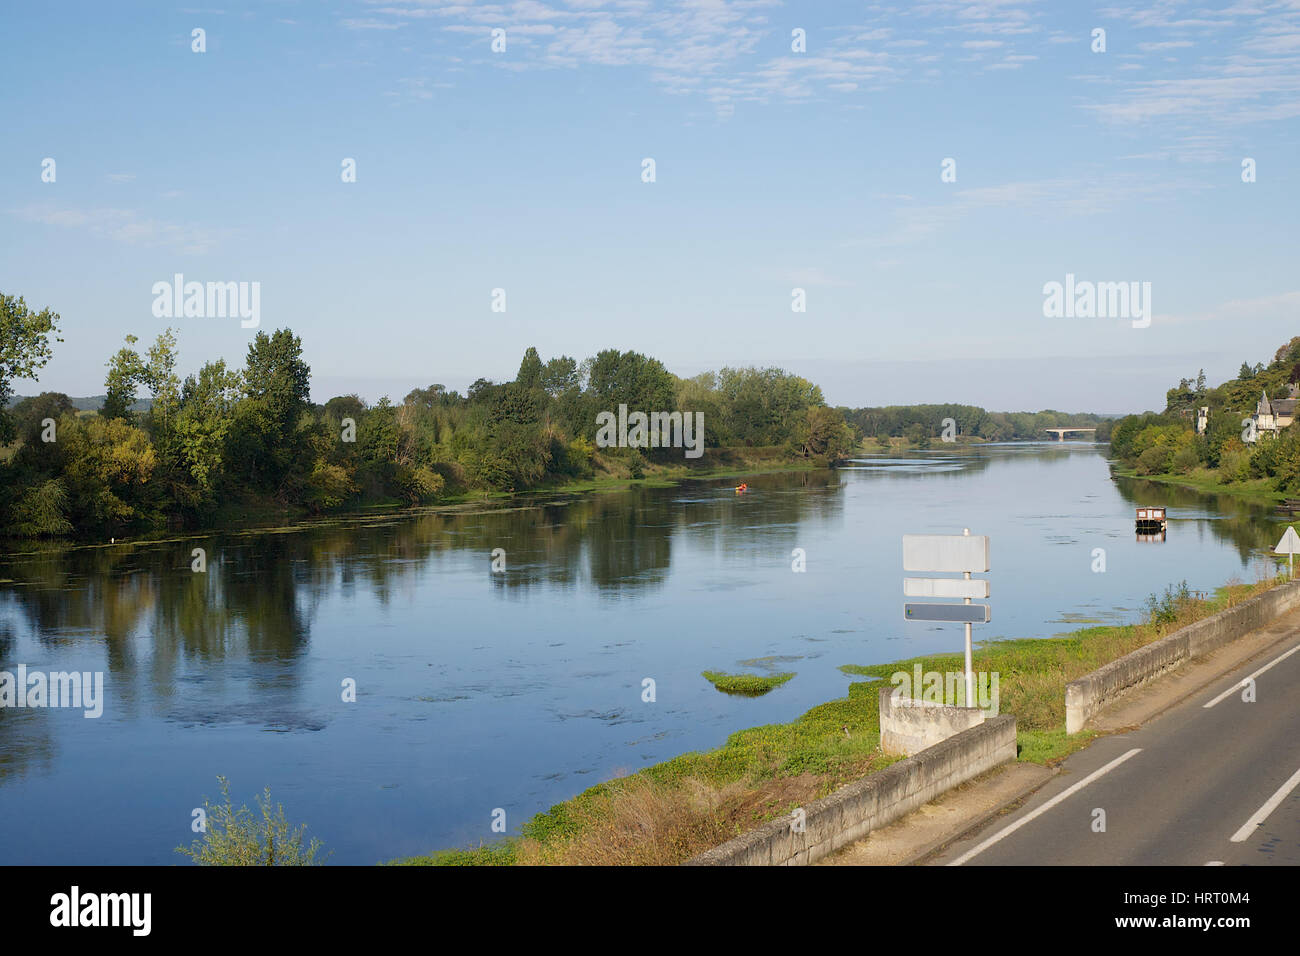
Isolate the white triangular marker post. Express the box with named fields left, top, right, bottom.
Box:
left=1274, top=526, right=1300, bottom=578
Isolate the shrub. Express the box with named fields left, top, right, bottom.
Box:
left=1135, top=444, right=1170, bottom=475
left=398, top=463, right=445, bottom=503
left=177, top=776, right=329, bottom=866
left=10, top=478, right=73, bottom=537
left=1145, top=580, right=1194, bottom=627
left=563, top=435, right=595, bottom=478
left=304, top=459, right=356, bottom=511
left=1218, top=446, right=1251, bottom=483
left=1170, top=440, right=1202, bottom=474
left=627, top=450, right=646, bottom=479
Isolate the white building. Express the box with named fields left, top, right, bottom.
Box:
left=1245, top=386, right=1298, bottom=443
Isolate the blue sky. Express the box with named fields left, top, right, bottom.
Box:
left=2, top=0, right=1297, bottom=413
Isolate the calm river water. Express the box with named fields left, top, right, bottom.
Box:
left=0, top=443, right=1287, bottom=863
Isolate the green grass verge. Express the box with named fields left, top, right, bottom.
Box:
left=387, top=843, right=519, bottom=866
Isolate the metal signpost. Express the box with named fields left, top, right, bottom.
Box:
left=1275, top=526, right=1300, bottom=578
left=903, top=529, right=990, bottom=707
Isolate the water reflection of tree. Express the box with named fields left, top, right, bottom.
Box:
left=0, top=471, right=849, bottom=641
left=0, top=473, right=848, bottom=775
left=0, top=615, right=55, bottom=783
left=1114, top=476, right=1282, bottom=565
left=0, top=705, right=55, bottom=784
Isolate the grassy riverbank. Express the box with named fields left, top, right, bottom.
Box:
left=392, top=573, right=1286, bottom=867
left=1112, top=464, right=1285, bottom=504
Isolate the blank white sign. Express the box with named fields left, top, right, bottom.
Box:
left=903, top=534, right=990, bottom=572
left=904, top=577, right=990, bottom=599
left=1275, top=526, right=1300, bottom=554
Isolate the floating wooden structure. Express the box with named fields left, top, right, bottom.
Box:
left=1135, top=506, right=1166, bottom=534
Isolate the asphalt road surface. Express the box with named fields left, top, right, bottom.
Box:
left=931, top=635, right=1300, bottom=865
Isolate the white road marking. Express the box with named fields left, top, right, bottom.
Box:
left=947, top=748, right=1142, bottom=866
left=1230, top=764, right=1300, bottom=843
left=1205, top=861, right=1224, bottom=866
left=1204, top=642, right=1300, bottom=708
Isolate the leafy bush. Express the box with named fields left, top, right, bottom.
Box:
left=627, top=450, right=646, bottom=479
left=398, top=463, right=444, bottom=503
left=1145, top=580, right=1193, bottom=627
left=177, top=776, right=329, bottom=866
left=1218, top=445, right=1251, bottom=482
left=1170, top=440, right=1202, bottom=474
left=1135, top=444, right=1171, bottom=475
left=304, top=459, right=356, bottom=512
left=10, top=478, right=73, bottom=536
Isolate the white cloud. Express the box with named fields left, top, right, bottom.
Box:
left=781, top=267, right=854, bottom=288
left=343, top=17, right=407, bottom=30
left=11, top=205, right=231, bottom=254
left=1161, top=290, right=1300, bottom=325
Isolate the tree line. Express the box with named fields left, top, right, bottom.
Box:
left=0, top=294, right=855, bottom=538
left=838, top=403, right=1114, bottom=445
left=2, top=291, right=1125, bottom=540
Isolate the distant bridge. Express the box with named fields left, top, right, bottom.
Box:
left=1044, top=427, right=1097, bottom=442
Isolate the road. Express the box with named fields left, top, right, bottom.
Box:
left=930, top=633, right=1300, bottom=865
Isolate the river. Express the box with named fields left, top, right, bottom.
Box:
left=0, top=442, right=1287, bottom=863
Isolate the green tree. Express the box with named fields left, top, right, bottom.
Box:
left=60, top=415, right=160, bottom=533
left=175, top=360, right=242, bottom=492
left=10, top=478, right=73, bottom=537
left=516, top=347, right=544, bottom=391
left=587, top=350, right=676, bottom=429
left=141, top=328, right=181, bottom=444
left=232, top=329, right=312, bottom=492
left=0, top=294, right=62, bottom=443
left=360, top=397, right=400, bottom=464
left=324, top=394, right=366, bottom=422
left=714, top=367, right=824, bottom=446
left=10, top=392, right=74, bottom=443
left=541, top=356, right=578, bottom=397
left=798, top=405, right=854, bottom=461
left=101, top=335, right=145, bottom=421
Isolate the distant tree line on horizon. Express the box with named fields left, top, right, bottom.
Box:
left=837, top=404, right=1115, bottom=445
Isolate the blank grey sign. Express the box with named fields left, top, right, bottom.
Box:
left=903, top=534, right=990, bottom=572
left=903, top=577, right=990, bottom=599
left=903, top=602, right=991, bottom=623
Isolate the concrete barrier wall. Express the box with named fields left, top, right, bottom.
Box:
left=879, top=687, right=986, bottom=756
left=1065, top=579, right=1300, bottom=734
left=685, top=714, right=1017, bottom=866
